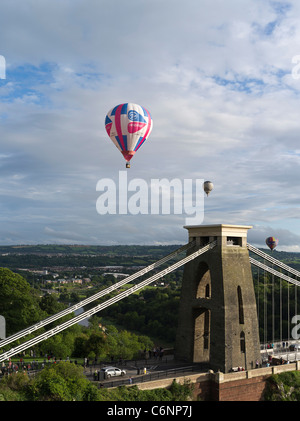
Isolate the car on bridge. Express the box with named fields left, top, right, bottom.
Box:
left=100, top=366, right=126, bottom=378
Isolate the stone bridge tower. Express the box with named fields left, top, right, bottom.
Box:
left=175, top=224, right=261, bottom=373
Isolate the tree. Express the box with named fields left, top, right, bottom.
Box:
left=85, top=332, right=107, bottom=360
left=123, top=311, right=145, bottom=330
left=73, top=333, right=89, bottom=357
left=265, top=371, right=300, bottom=401
left=0, top=268, right=45, bottom=336
left=38, top=326, right=81, bottom=359
left=40, top=294, right=65, bottom=315
left=27, top=362, right=99, bottom=401
left=105, top=326, right=153, bottom=360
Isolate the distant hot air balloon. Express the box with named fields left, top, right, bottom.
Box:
left=105, top=103, right=153, bottom=168
left=203, top=181, right=214, bottom=196
left=266, top=236, right=278, bottom=251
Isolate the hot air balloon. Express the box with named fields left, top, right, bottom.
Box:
left=105, top=103, right=153, bottom=168
left=266, top=236, right=278, bottom=251
left=203, top=181, right=214, bottom=196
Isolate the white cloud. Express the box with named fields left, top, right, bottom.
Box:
left=0, top=0, right=300, bottom=250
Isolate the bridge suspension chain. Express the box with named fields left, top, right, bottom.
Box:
left=263, top=259, right=267, bottom=345
left=247, top=243, right=300, bottom=279
left=250, top=256, right=300, bottom=346
left=0, top=241, right=216, bottom=363
left=0, top=241, right=195, bottom=349
left=249, top=257, right=300, bottom=288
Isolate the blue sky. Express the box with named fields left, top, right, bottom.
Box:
left=1, top=0, right=300, bottom=251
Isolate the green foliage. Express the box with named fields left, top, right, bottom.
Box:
left=70, top=322, right=153, bottom=361
left=0, top=372, right=30, bottom=401
left=84, top=332, right=107, bottom=360
left=40, top=294, right=65, bottom=315
left=0, top=268, right=46, bottom=335
left=39, top=333, right=72, bottom=359
left=169, top=378, right=194, bottom=400
left=105, top=325, right=153, bottom=360
left=102, top=288, right=180, bottom=344
left=26, top=361, right=99, bottom=401
left=97, top=385, right=170, bottom=401
left=265, top=371, right=300, bottom=401
left=97, top=380, right=193, bottom=401
left=0, top=387, right=25, bottom=401
left=73, top=333, right=90, bottom=357
left=0, top=364, right=193, bottom=402
left=0, top=245, right=181, bottom=270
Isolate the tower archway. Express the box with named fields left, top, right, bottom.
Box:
left=193, top=262, right=211, bottom=362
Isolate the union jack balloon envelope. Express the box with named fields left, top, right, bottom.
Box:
left=105, top=103, right=153, bottom=168
left=265, top=236, right=279, bottom=251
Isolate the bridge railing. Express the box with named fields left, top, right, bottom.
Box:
left=97, top=364, right=206, bottom=389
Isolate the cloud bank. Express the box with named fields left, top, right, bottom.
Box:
left=0, top=0, right=300, bottom=250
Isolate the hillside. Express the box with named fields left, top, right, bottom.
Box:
left=0, top=244, right=299, bottom=270
left=0, top=244, right=181, bottom=270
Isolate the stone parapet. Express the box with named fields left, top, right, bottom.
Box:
left=135, top=363, right=300, bottom=401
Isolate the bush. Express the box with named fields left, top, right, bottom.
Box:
left=265, top=371, right=300, bottom=401
left=0, top=365, right=194, bottom=401
left=26, top=361, right=100, bottom=401
left=97, top=380, right=194, bottom=401
left=0, top=372, right=31, bottom=401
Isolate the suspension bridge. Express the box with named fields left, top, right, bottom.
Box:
left=0, top=224, right=300, bottom=373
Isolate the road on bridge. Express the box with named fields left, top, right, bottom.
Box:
left=84, top=355, right=207, bottom=387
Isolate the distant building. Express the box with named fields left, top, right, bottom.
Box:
left=103, top=273, right=129, bottom=279
left=40, top=288, right=58, bottom=295
left=102, top=266, right=124, bottom=270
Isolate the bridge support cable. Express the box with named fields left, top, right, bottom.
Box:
left=0, top=241, right=216, bottom=362
left=249, top=258, right=300, bottom=289
left=296, top=283, right=298, bottom=327
left=280, top=273, right=282, bottom=344
left=288, top=271, right=290, bottom=343
left=0, top=241, right=195, bottom=349
left=247, top=243, right=300, bottom=279
left=250, top=256, right=300, bottom=346
left=263, top=259, right=267, bottom=346
left=256, top=266, right=260, bottom=323
left=272, top=266, right=275, bottom=345
left=248, top=244, right=300, bottom=345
